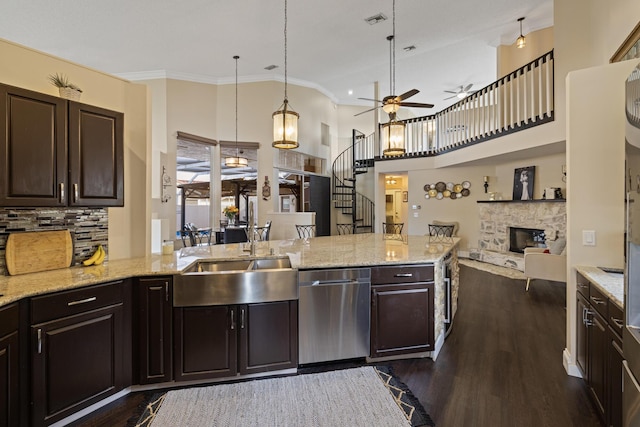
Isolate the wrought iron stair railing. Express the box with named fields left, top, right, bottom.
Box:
left=331, top=130, right=375, bottom=233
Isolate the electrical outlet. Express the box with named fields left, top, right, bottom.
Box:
left=582, top=230, right=596, bottom=246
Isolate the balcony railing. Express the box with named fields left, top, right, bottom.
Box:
left=375, top=50, right=555, bottom=159
left=627, top=64, right=640, bottom=130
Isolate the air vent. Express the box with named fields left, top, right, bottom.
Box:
left=364, top=13, right=387, bottom=25
left=264, top=64, right=278, bottom=71
left=403, top=45, right=417, bottom=52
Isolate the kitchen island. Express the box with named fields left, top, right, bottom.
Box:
left=0, top=234, right=458, bottom=426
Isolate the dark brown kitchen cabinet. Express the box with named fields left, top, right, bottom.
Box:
left=30, top=280, right=130, bottom=427
left=174, top=301, right=298, bottom=382
left=136, top=277, right=172, bottom=385
left=0, top=303, right=20, bottom=427
left=576, top=272, right=624, bottom=426
left=370, top=265, right=434, bottom=358
left=0, top=83, right=124, bottom=207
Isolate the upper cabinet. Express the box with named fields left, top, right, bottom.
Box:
left=0, top=83, right=124, bottom=207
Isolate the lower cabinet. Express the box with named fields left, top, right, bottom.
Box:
left=29, top=280, right=130, bottom=427
left=576, top=272, right=624, bottom=427
left=136, top=277, right=173, bottom=384
left=0, top=303, right=20, bottom=427
left=174, top=301, right=298, bottom=382
left=370, top=265, right=435, bottom=359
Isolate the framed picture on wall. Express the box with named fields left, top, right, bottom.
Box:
left=512, top=166, right=535, bottom=200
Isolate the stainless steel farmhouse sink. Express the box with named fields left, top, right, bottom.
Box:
left=173, top=256, right=298, bottom=307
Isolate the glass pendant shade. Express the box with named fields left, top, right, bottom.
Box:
left=516, top=34, right=526, bottom=49
left=381, top=120, right=406, bottom=156
left=224, top=156, right=248, bottom=168
left=272, top=100, right=299, bottom=149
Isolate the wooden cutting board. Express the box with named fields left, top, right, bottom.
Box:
left=5, top=230, right=73, bottom=275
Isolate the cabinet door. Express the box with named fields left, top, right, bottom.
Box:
left=371, top=282, right=434, bottom=358
left=589, top=308, right=608, bottom=421
left=174, top=306, right=237, bottom=381
left=239, top=301, right=298, bottom=375
left=0, top=84, right=67, bottom=207
left=0, top=303, right=19, bottom=427
left=576, top=293, right=589, bottom=378
left=68, top=102, right=124, bottom=206
left=609, top=330, right=623, bottom=427
left=31, top=304, right=124, bottom=427
left=137, top=277, right=172, bottom=384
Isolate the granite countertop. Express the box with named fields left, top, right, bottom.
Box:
left=0, top=234, right=458, bottom=308
left=575, top=265, right=624, bottom=308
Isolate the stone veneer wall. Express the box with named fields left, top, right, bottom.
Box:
left=0, top=208, right=108, bottom=275
left=469, top=201, right=566, bottom=270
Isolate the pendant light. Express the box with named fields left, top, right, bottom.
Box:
left=272, top=0, right=299, bottom=149
left=516, top=17, right=526, bottom=49
left=225, top=55, right=248, bottom=168
left=381, top=0, right=406, bottom=156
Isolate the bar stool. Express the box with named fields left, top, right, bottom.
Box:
left=336, top=223, right=354, bottom=235
left=295, top=224, right=316, bottom=239
left=382, top=222, right=404, bottom=234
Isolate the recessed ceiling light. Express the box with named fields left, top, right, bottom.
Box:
left=348, top=89, right=353, bottom=95
left=403, top=45, right=416, bottom=52
left=364, top=13, right=387, bottom=25
left=264, top=64, right=278, bottom=71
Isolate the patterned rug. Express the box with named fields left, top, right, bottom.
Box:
left=131, top=366, right=434, bottom=427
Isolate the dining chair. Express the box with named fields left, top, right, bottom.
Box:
left=295, top=224, right=316, bottom=239
left=336, top=223, right=354, bottom=235
left=428, top=224, right=455, bottom=239
left=382, top=222, right=404, bottom=234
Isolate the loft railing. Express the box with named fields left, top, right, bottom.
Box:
left=376, top=50, right=555, bottom=159
left=627, top=64, right=640, bottom=129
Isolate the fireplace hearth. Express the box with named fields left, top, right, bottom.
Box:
left=509, top=227, right=545, bottom=253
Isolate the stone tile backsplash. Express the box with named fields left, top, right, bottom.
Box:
left=0, top=208, right=108, bottom=275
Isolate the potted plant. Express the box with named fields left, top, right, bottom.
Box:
left=48, top=73, right=82, bottom=100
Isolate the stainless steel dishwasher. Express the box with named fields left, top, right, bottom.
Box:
left=298, top=268, right=371, bottom=364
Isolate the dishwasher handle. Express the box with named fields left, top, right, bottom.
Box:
left=301, top=279, right=363, bottom=287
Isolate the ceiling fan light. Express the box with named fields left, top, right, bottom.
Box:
left=381, top=120, right=406, bottom=156
left=382, top=103, right=400, bottom=114
left=272, top=100, right=300, bottom=149
left=456, top=92, right=467, bottom=99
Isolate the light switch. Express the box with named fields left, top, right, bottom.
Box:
left=582, top=230, right=596, bottom=246
left=413, top=212, right=419, bottom=217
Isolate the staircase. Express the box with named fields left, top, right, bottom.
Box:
left=332, top=130, right=375, bottom=233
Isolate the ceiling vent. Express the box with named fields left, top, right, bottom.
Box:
left=364, top=13, right=387, bottom=25
left=264, top=64, right=278, bottom=71
left=403, top=45, right=416, bottom=52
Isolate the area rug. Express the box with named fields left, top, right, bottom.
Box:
left=133, top=366, right=434, bottom=427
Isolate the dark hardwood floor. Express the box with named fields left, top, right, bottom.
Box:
left=71, top=264, right=601, bottom=427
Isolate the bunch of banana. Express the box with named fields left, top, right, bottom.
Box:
left=83, top=245, right=106, bottom=266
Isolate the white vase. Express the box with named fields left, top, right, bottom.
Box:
left=59, top=87, right=81, bottom=101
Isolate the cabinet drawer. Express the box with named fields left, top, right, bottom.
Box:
left=608, top=299, right=624, bottom=339
left=588, top=283, right=608, bottom=319
left=31, top=281, right=124, bottom=324
left=371, top=264, right=434, bottom=285
left=576, top=273, right=590, bottom=298
left=0, top=303, right=19, bottom=337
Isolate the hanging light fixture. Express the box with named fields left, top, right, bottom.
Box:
left=381, top=0, right=405, bottom=156
left=516, top=17, right=526, bottom=49
left=272, top=0, right=299, bottom=149
left=225, top=55, right=248, bottom=168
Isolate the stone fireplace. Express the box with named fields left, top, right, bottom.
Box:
left=508, top=227, right=546, bottom=253
left=470, top=201, right=566, bottom=270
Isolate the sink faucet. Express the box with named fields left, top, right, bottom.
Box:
left=248, top=201, right=256, bottom=255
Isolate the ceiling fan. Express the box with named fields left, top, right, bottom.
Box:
left=355, top=1, right=433, bottom=117
left=444, top=84, right=477, bottom=100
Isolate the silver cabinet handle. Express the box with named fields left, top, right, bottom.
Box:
left=59, top=183, right=65, bottom=203
left=241, top=308, right=245, bottom=329
left=230, top=309, right=235, bottom=330
left=37, top=329, right=42, bottom=354
left=165, top=282, right=169, bottom=302
left=394, top=273, right=413, bottom=277
left=590, top=296, right=606, bottom=305
left=73, top=183, right=79, bottom=202
left=67, top=296, right=97, bottom=306
left=584, top=309, right=594, bottom=326
left=611, top=317, right=624, bottom=328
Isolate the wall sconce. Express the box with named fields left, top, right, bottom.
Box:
left=562, top=165, right=567, bottom=182
left=483, top=176, right=489, bottom=193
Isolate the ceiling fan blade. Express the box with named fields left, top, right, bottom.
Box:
left=444, top=90, right=459, bottom=94
left=354, top=106, right=380, bottom=116
left=463, top=83, right=473, bottom=92
left=444, top=95, right=458, bottom=100
left=395, top=89, right=419, bottom=102
left=358, top=97, right=383, bottom=103
left=398, top=102, right=434, bottom=108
